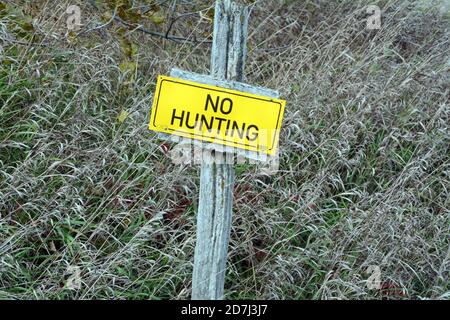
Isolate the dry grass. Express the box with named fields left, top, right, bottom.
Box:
left=0, top=0, right=449, bottom=299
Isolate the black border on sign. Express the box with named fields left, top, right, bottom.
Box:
left=152, top=78, right=284, bottom=152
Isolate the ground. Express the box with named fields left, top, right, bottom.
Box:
left=0, top=0, right=449, bottom=299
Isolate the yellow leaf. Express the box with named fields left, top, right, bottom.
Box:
left=119, top=61, right=137, bottom=73
left=131, top=43, right=138, bottom=56
left=67, top=31, right=78, bottom=44
left=117, top=110, right=129, bottom=123
left=150, top=11, right=165, bottom=25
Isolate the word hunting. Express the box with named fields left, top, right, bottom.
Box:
left=170, top=94, right=260, bottom=142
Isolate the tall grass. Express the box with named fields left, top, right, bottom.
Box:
left=0, top=0, right=449, bottom=299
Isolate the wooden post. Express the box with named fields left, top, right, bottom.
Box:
left=191, top=0, right=249, bottom=300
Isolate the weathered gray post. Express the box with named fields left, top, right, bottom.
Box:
left=191, top=0, right=249, bottom=300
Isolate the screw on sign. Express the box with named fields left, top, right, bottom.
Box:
left=149, top=75, right=285, bottom=156
left=148, top=0, right=286, bottom=300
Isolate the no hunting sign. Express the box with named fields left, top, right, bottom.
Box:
left=149, top=75, right=286, bottom=156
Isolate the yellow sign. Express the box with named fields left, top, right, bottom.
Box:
left=149, top=76, right=286, bottom=155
